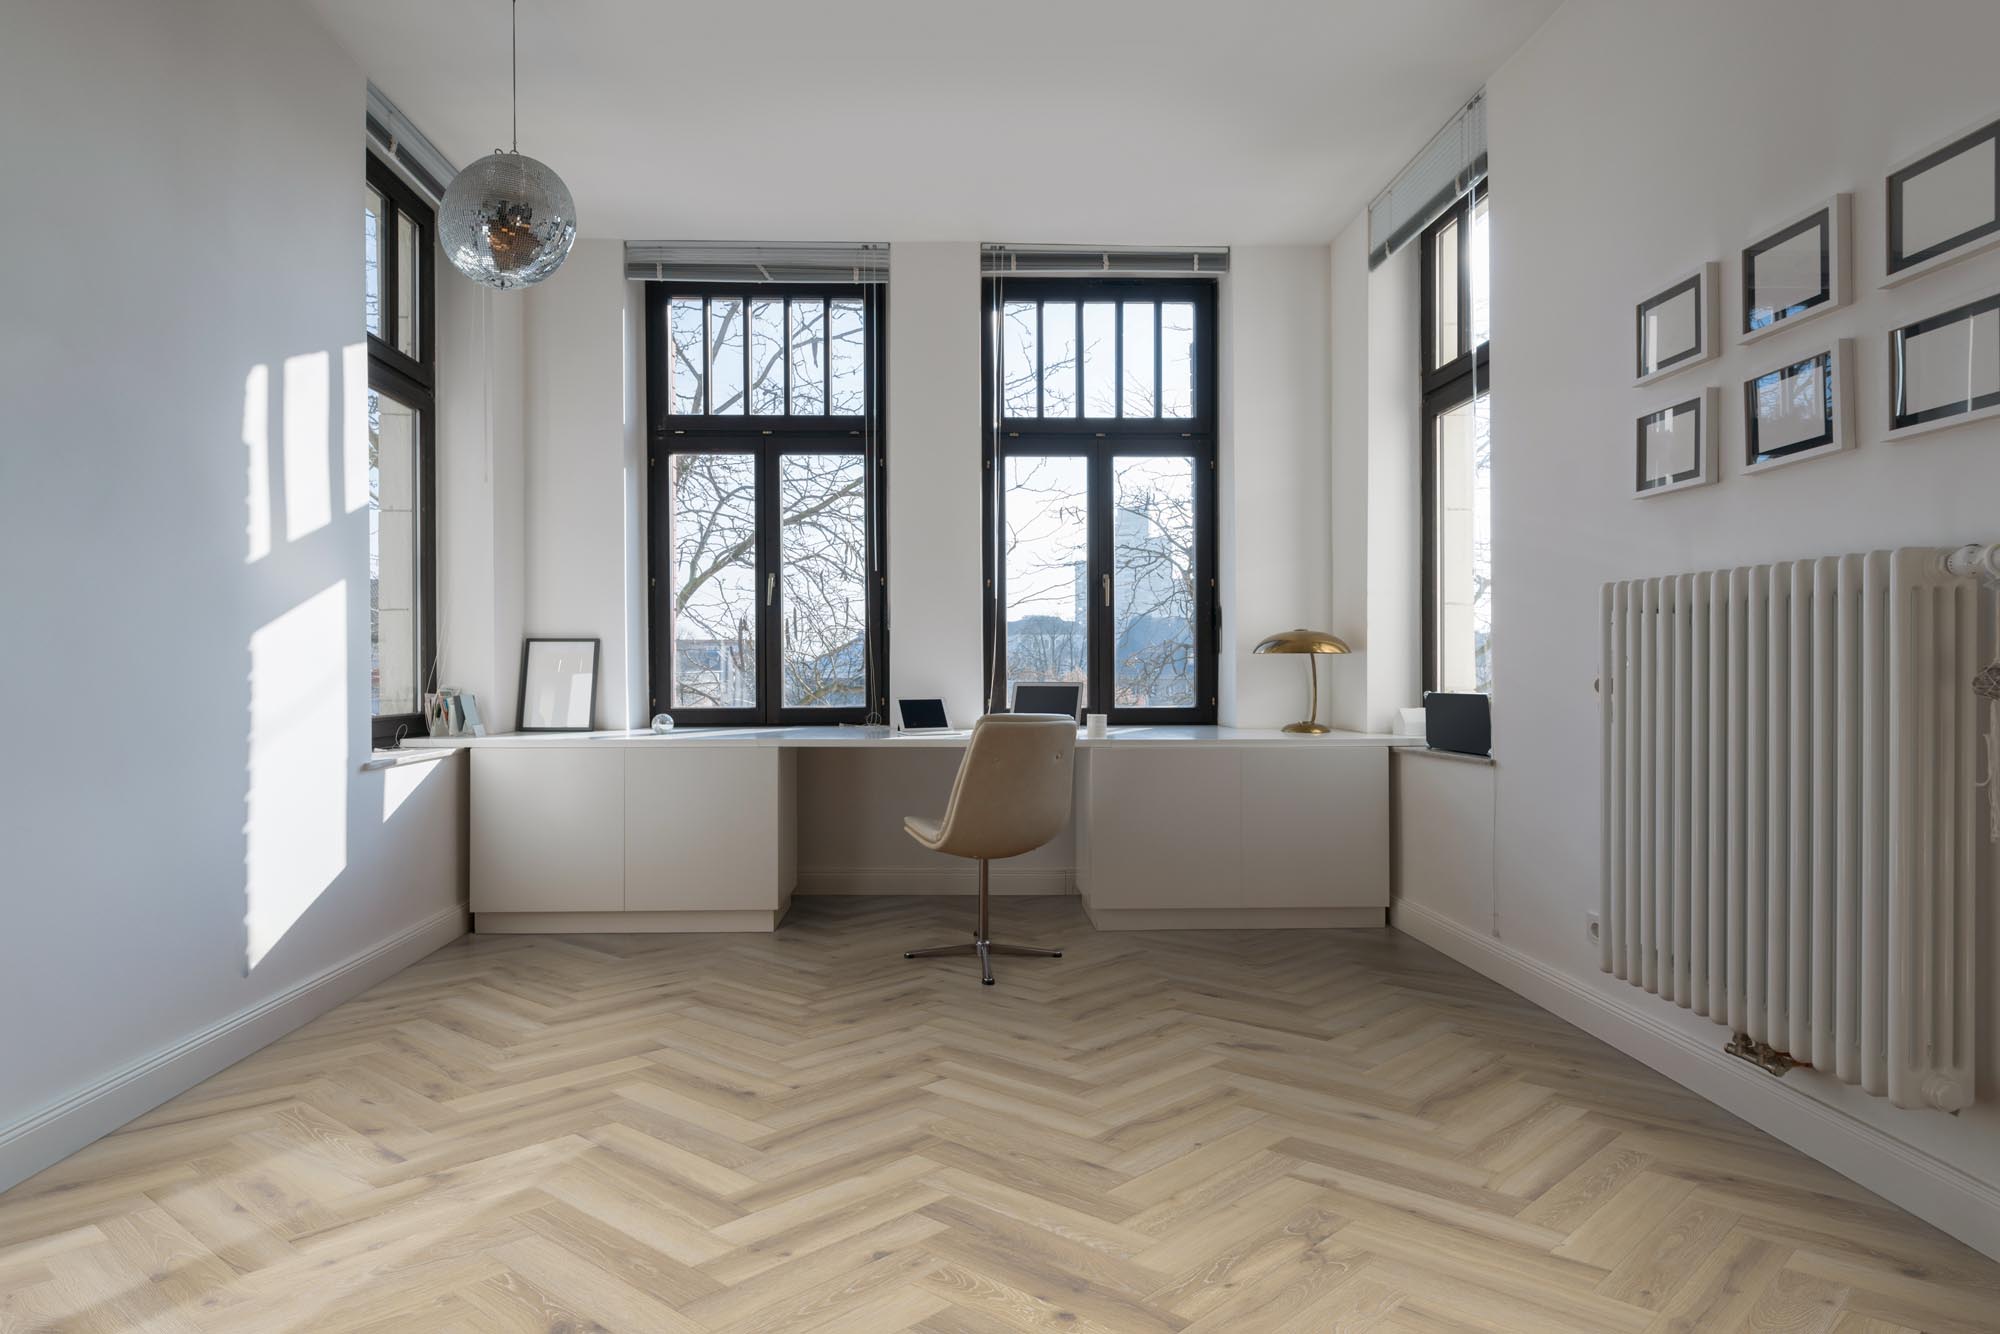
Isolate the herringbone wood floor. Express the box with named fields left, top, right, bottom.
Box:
left=2, top=897, right=1996, bottom=1333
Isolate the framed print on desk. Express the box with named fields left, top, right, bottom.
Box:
left=1634, top=263, right=1719, bottom=386
left=1634, top=388, right=1717, bottom=498
left=1883, top=112, right=2000, bottom=287
left=1741, top=194, right=1850, bottom=344
left=1743, top=340, right=1851, bottom=473
left=1885, top=293, right=2000, bottom=440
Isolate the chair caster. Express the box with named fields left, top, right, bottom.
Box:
left=981, top=976, right=995, bottom=986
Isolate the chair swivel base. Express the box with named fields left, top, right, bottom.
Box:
left=904, top=938, right=1062, bottom=985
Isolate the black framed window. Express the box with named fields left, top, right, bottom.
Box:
left=645, top=283, right=887, bottom=726
left=1420, top=184, right=1492, bottom=697
left=981, top=279, right=1217, bottom=723
left=364, top=152, right=437, bottom=747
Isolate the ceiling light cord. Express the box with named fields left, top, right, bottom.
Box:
left=510, top=0, right=518, bottom=153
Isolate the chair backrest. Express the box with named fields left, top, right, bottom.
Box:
left=928, top=714, right=1077, bottom=860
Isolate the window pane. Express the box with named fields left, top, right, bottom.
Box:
left=364, top=187, right=384, bottom=339
left=708, top=298, right=745, bottom=415
left=669, top=297, right=705, bottom=414
left=749, top=298, right=786, bottom=414
left=368, top=388, right=420, bottom=716
left=1432, top=217, right=1460, bottom=369
left=1002, top=300, right=1038, bottom=417
left=1434, top=393, right=1492, bottom=694
left=1112, top=457, right=1197, bottom=708
left=1082, top=302, right=1116, bottom=416
left=1469, top=195, right=1490, bottom=349
left=668, top=453, right=758, bottom=708
left=1040, top=302, right=1077, bottom=417
left=1160, top=301, right=1194, bottom=418
left=828, top=298, right=865, bottom=415
left=1122, top=302, right=1155, bottom=417
left=781, top=454, right=867, bottom=707
left=790, top=299, right=825, bottom=414
left=395, top=211, right=420, bottom=356
left=1003, top=456, right=1088, bottom=695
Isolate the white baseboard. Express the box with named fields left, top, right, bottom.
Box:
left=1391, top=899, right=2000, bottom=1262
left=0, top=904, right=467, bottom=1195
left=795, top=867, right=1076, bottom=897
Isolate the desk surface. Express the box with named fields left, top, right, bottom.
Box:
left=407, top=724, right=1414, bottom=752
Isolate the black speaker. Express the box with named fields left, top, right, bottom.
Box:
left=1424, top=692, right=1491, bottom=757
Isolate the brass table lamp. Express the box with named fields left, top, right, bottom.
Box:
left=1253, top=628, right=1351, bottom=734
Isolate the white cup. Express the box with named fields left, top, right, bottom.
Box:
left=1086, top=713, right=1108, bottom=739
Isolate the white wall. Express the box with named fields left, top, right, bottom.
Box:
left=0, top=0, right=465, bottom=1191
left=1393, top=0, right=2000, bottom=1257
left=522, top=241, right=647, bottom=728
left=1220, top=247, right=1337, bottom=728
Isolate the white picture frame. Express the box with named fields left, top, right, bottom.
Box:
left=1634, top=262, right=1719, bottom=386
left=1885, top=293, right=2000, bottom=441
left=1634, top=387, right=1717, bottom=498
left=1740, top=194, right=1850, bottom=345
left=1882, top=112, right=2000, bottom=288
left=1743, top=340, right=1852, bottom=474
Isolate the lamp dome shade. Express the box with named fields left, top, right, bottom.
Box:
left=1252, top=628, right=1351, bottom=655
left=439, top=150, right=577, bottom=289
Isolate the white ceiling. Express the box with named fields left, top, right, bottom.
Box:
left=311, top=0, right=1557, bottom=245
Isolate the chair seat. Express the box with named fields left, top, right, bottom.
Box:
left=904, top=814, right=944, bottom=849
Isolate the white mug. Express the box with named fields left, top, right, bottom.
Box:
left=1085, top=713, right=1108, bottom=739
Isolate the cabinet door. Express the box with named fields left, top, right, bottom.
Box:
left=1084, top=748, right=1242, bottom=909
left=1241, top=747, right=1388, bottom=908
left=470, top=748, right=623, bottom=912
left=624, top=748, right=782, bottom=910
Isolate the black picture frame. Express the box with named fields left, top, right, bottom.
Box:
left=1885, top=113, right=2000, bottom=286
left=516, top=637, right=601, bottom=732
left=1743, top=342, right=1848, bottom=472
left=1887, top=293, right=2000, bottom=438
left=1741, top=196, right=1848, bottom=343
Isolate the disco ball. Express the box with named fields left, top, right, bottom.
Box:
left=438, top=150, right=577, bottom=289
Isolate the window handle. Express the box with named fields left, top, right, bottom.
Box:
left=766, top=572, right=777, bottom=606
left=1102, top=573, right=1111, bottom=608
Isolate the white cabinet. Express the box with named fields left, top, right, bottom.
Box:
left=470, top=747, right=623, bottom=913
left=624, top=748, right=794, bottom=912
left=1077, top=743, right=1387, bottom=928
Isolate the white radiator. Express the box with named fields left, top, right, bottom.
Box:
left=1599, top=546, right=1993, bottom=1112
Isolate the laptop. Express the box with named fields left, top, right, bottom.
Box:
left=1010, top=681, right=1083, bottom=722
left=896, top=697, right=952, bottom=733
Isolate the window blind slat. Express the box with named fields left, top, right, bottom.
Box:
left=625, top=241, right=890, bottom=284
left=1369, top=92, right=1486, bottom=270
left=365, top=83, right=455, bottom=204
left=981, top=244, right=1228, bottom=277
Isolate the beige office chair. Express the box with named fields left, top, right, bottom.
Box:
left=902, top=713, right=1077, bottom=985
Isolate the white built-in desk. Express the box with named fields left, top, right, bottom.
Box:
left=406, top=726, right=1412, bottom=933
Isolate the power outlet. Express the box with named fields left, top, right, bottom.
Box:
left=1585, top=911, right=1601, bottom=945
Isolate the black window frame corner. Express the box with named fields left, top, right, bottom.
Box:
left=644, top=280, right=889, bottom=728
left=366, top=148, right=439, bottom=749
left=980, top=276, right=1219, bottom=725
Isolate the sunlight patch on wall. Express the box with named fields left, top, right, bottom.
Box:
left=342, top=342, right=369, bottom=514
left=245, top=581, right=347, bottom=972
left=282, top=351, right=331, bottom=541
left=244, top=365, right=271, bottom=563
left=382, top=755, right=441, bottom=822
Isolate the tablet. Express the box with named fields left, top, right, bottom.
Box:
left=897, top=697, right=949, bottom=731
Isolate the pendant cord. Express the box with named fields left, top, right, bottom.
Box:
left=510, top=0, right=518, bottom=153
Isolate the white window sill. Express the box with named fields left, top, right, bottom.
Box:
left=1394, top=745, right=1494, bottom=767
left=361, top=748, right=457, bottom=773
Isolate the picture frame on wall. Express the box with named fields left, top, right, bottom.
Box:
left=1740, top=194, right=1850, bottom=343
left=1634, top=388, right=1717, bottom=498
left=517, top=637, right=601, bottom=732
left=1885, top=292, right=2000, bottom=440
left=1743, top=340, right=1851, bottom=473
left=1883, top=112, right=2000, bottom=287
left=1634, top=263, right=1719, bottom=385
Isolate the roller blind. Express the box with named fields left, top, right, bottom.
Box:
left=365, top=82, right=456, bottom=204
left=980, top=243, right=1229, bottom=277
left=624, top=241, right=890, bottom=284
left=1368, top=92, right=1486, bottom=270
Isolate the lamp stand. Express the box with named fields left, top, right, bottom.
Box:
left=1283, top=656, right=1332, bottom=734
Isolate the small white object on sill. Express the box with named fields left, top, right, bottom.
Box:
left=1391, top=707, right=1426, bottom=739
